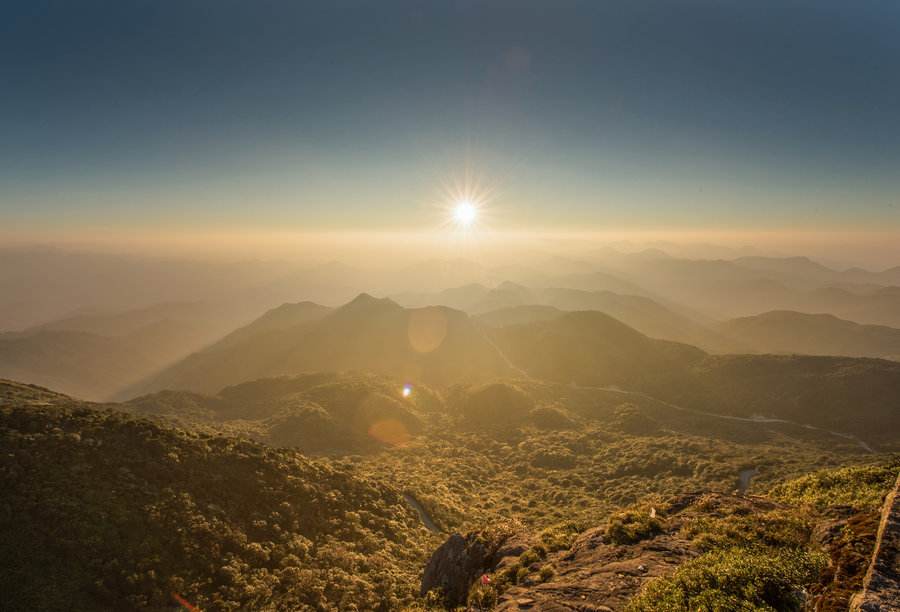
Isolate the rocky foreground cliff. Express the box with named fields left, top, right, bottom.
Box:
left=851, top=473, right=900, bottom=611
left=419, top=461, right=900, bottom=611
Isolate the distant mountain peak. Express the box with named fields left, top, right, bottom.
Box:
left=635, top=248, right=671, bottom=259
left=340, top=293, right=401, bottom=311
left=495, top=280, right=530, bottom=292
left=271, top=300, right=327, bottom=311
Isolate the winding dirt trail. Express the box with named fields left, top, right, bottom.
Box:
left=480, top=329, right=532, bottom=380
left=737, top=468, right=758, bottom=494
left=403, top=493, right=440, bottom=533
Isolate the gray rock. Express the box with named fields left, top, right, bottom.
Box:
left=421, top=527, right=528, bottom=607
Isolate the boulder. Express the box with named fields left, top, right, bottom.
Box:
left=421, top=525, right=528, bottom=607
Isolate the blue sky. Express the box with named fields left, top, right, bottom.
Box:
left=2, top=0, right=900, bottom=234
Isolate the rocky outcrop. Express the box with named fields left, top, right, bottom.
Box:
left=851, top=473, right=900, bottom=611
left=494, top=494, right=777, bottom=611
left=420, top=524, right=532, bottom=607
left=421, top=486, right=898, bottom=612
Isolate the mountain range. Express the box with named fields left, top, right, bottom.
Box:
left=100, top=294, right=900, bottom=447
left=0, top=302, right=250, bottom=400
left=719, top=310, right=900, bottom=360
left=126, top=295, right=516, bottom=397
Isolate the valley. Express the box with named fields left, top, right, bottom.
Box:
left=2, top=254, right=900, bottom=611
left=6, top=3, right=900, bottom=609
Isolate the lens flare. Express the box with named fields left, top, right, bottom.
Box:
left=407, top=307, right=448, bottom=353
left=402, top=383, right=413, bottom=398
left=367, top=419, right=411, bottom=446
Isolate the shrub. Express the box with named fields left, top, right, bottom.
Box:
left=515, top=567, right=529, bottom=583
left=605, top=508, right=664, bottom=545
left=681, top=509, right=811, bottom=551
left=538, top=565, right=555, bottom=582
left=422, top=587, right=444, bottom=608
left=539, top=521, right=582, bottom=552
left=467, top=583, right=497, bottom=609
left=627, top=547, right=827, bottom=611
left=518, top=548, right=541, bottom=567
left=769, top=459, right=900, bottom=510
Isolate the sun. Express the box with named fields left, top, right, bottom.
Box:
left=435, top=173, right=494, bottom=236
left=453, top=200, right=478, bottom=227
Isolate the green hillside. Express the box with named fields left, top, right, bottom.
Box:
left=0, top=381, right=429, bottom=611
left=491, top=312, right=900, bottom=449
left=127, top=372, right=442, bottom=453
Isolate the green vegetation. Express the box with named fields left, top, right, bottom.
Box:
left=2, top=374, right=897, bottom=611
left=626, top=547, right=827, bottom=612
left=768, top=457, right=900, bottom=510
left=456, top=382, right=534, bottom=429
left=127, top=372, right=441, bottom=454
left=652, top=354, right=900, bottom=448
left=605, top=506, right=666, bottom=544
left=359, top=377, right=874, bottom=534
left=466, top=583, right=498, bottom=610
left=0, top=386, right=432, bottom=611
left=538, top=521, right=582, bottom=552
left=626, top=460, right=900, bottom=611
left=120, top=295, right=900, bottom=454
left=680, top=508, right=811, bottom=551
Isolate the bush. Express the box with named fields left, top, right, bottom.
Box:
left=421, top=587, right=444, bottom=608
left=627, top=547, right=827, bottom=611
left=769, top=459, right=900, bottom=510
left=681, top=509, right=811, bottom=551
left=538, top=565, right=555, bottom=582
left=518, top=548, right=541, bottom=567
left=539, top=521, right=582, bottom=552
left=605, top=508, right=664, bottom=545
left=467, top=583, right=498, bottom=609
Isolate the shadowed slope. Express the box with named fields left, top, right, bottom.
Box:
left=131, top=295, right=514, bottom=396
left=126, top=372, right=441, bottom=453
left=399, top=282, right=736, bottom=352
left=721, top=310, right=900, bottom=360
left=0, top=302, right=253, bottom=401
left=122, top=301, right=334, bottom=397
left=491, top=310, right=706, bottom=388
left=0, top=380, right=427, bottom=611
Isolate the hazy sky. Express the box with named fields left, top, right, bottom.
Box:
left=3, top=0, right=900, bottom=238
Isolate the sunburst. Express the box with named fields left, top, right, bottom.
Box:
left=436, top=173, right=497, bottom=236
